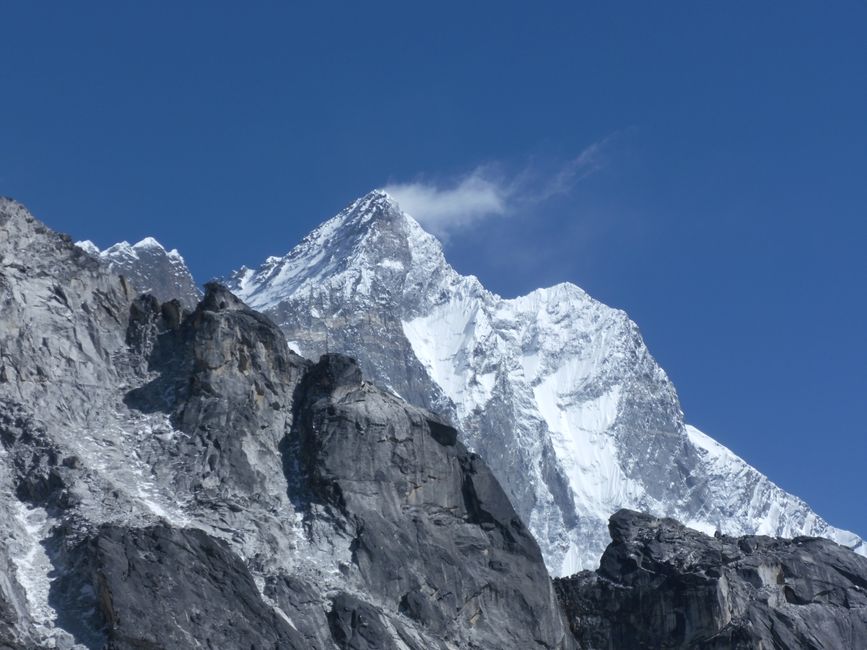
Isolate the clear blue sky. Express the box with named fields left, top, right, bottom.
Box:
left=2, top=2, right=865, bottom=538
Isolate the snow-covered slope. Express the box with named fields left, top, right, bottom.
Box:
left=227, top=190, right=865, bottom=576
left=76, top=237, right=201, bottom=309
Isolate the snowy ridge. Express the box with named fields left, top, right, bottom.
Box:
left=77, top=236, right=187, bottom=264
left=76, top=236, right=201, bottom=309
left=229, top=190, right=864, bottom=575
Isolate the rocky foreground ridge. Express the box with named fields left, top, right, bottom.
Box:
left=555, top=510, right=867, bottom=649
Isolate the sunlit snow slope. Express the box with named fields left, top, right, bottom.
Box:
left=229, top=190, right=865, bottom=576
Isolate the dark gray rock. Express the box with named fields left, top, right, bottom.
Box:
left=127, top=281, right=310, bottom=500
left=328, top=592, right=401, bottom=650
left=554, top=509, right=867, bottom=649
left=52, top=524, right=307, bottom=650
left=263, top=574, right=335, bottom=649
left=293, top=353, right=575, bottom=649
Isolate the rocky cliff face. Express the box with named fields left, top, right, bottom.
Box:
left=226, top=190, right=864, bottom=576
left=554, top=509, right=867, bottom=649
left=0, top=198, right=573, bottom=649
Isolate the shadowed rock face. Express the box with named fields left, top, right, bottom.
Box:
left=125, top=282, right=311, bottom=503
left=54, top=525, right=308, bottom=649
left=293, top=353, right=573, bottom=648
left=0, top=198, right=573, bottom=649
left=554, top=509, right=867, bottom=649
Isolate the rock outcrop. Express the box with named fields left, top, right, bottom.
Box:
left=554, top=509, right=867, bottom=649
left=53, top=525, right=308, bottom=649
left=292, top=352, right=571, bottom=648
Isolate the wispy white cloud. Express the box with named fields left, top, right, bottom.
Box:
left=536, top=139, right=609, bottom=202
left=383, top=168, right=507, bottom=238
left=383, top=135, right=619, bottom=238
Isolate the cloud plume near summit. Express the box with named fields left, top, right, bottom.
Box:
left=383, top=169, right=507, bottom=238
left=383, top=136, right=616, bottom=238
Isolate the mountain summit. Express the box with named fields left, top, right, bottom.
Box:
left=227, top=190, right=865, bottom=575
left=230, top=190, right=451, bottom=315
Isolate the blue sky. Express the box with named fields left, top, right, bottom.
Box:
left=2, top=2, right=865, bottom=537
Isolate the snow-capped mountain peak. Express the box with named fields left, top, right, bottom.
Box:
left=230, top=189, right=458, bottom=313
left=227, top=191, right=865, bottom=576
